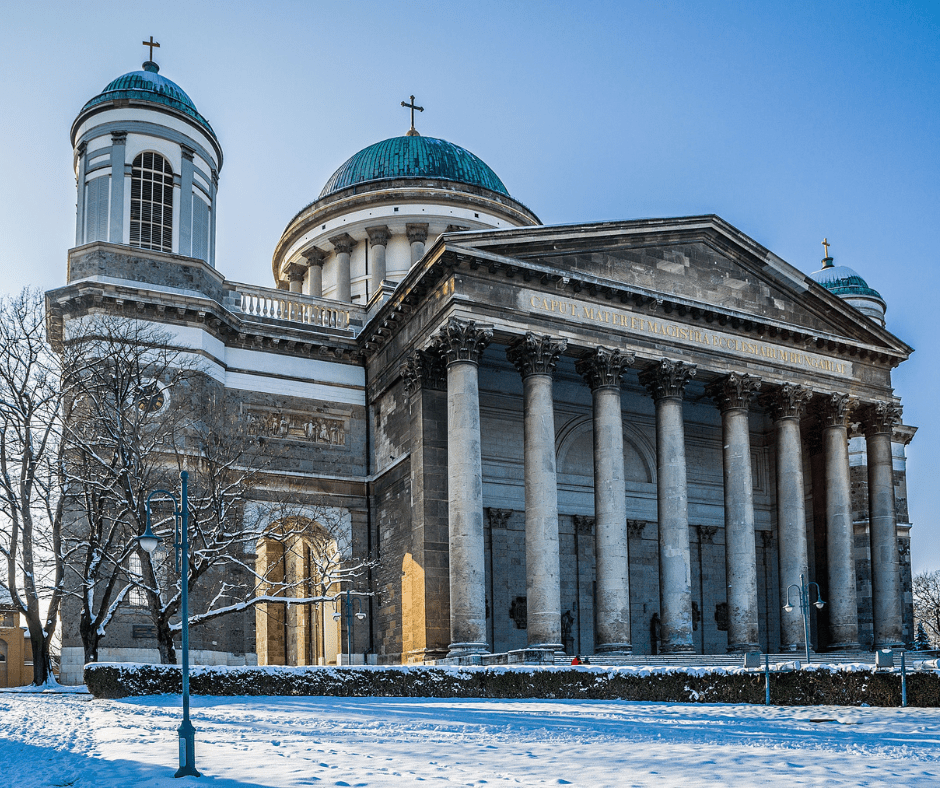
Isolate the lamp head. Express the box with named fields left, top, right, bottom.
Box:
left=138, top=523, right=160, bottom=554
left=783, top=604, right=794, bottom=613
left=355, top=612, right=366, bottom=621
left=332, top=612, right=342, bottom=621
left=815, top=600, right=825, bottom=609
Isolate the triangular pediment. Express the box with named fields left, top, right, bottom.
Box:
left=443, top=215, right=911, bottom=359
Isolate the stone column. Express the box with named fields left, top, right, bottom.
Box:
left=178, top=145, right=195, bottom=257
left=507, top=332, right=568, bottom=651
left=285, top=262, right=307, bottom=294
left=764, top=384, right=812, bottom=652
left=329, top=233, right=355, bottom=303
left=75, top=141, right=87, bottom=245
left=639, top=359, right=696, bottom=654
left=431, top=318, right=493, bottom=656
left=818, top=393, right=860, bottom=650
left=301, top=248, right=325, bottom=298
left=366, top=225, right=390, bottom=295
left=862, top=401, right=904, bottom=648
left=407, top=223, right=429, bottom=265
left=108, top=131, right=127, bottom=245
left=576, top=347, right=635, bottom=654
left=706, top=373, right=761, bottom=653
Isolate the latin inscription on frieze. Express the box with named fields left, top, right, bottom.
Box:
left=519, top=289, right=852, bottom=378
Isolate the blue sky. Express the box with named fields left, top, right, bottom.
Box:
left=1, top=1, right=937, bottom=570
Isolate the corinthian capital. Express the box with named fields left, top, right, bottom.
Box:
left=638, top=358, right=697, bottom=401
left=400, top=348, right=447, bottom=394
left=761, top=383, right=812, bottom=422
left=431, top=318, right=493, bottom=365
left=329, top=233, right=356, bottom=255
left=300, top=247, right=325, bottom=267
left=506, top=333, right=568, bottom=378
left=816, top=392, right=857, bottom=429
left=706, top=372, right=761, bottom=412
left=406, top=223, right=429, bottom=243
left=366, top=225, right=391, bottom=247
left=861, top=401, right=902, bottom=436
left=575, top=347, right=635, bottom=390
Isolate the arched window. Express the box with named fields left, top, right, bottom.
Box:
left=130, top=152, right=173, bottom=253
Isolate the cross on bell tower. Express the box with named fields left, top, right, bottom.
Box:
left=401, top=95, right=424, bottom=137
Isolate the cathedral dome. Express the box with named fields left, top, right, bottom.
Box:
left=810, top=257, right=886, bottom=325
left=319, top=135, right=510, bottom=199
left=80, top=62, right=217, bottom=141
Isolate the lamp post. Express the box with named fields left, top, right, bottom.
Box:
left=332, top=588, right=367, bottom=666
left=138, top=470, right=199, bottom=779
left=784, top=573, right=826, bottom=664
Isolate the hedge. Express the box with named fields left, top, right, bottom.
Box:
left=84, top=662, right=940, bottom=707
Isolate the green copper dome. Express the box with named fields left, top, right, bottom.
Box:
left=810, top=259, right=884, bottom=301
left=80, top=62, right=216, bottom=140
left=319, top=135, right=510, bottom=199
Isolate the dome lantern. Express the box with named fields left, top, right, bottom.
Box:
left=809, top=240, right=886, bottom=326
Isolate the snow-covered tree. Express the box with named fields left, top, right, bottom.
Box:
left=913, top=570, right=940, bottom=650
left=0, top=290, right=64, bottom=685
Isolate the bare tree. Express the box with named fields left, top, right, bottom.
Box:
left=58, top=313, right=191, bottom=665
left=913, top=569, right=940, bottom=649
left=0, top=290, right=64, bottom=685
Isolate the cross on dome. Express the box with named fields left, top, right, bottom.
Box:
left=822, top=237, right=831, bottom=258
left=143, top=36, right=160, bottom=62
left=401, top=95, right=424, bottom=137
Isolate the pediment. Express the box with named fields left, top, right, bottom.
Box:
left=445, top=216, right=910, bottom=359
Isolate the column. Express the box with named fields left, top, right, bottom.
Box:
left=400, top=348, right=450, bottom=661
left=764, top=384, right=812, bottom=652
left=818, top=393, right=860, bottom=650
left=576, top=347, right=635, bottom=654
left=639, top=359, right=696, bottom=654
left=706, top=373, right=761, bottom=652
left=301, top=248, right=325, bottom=298
left=178, top=145, right=195, bottom=257
left=407, top=223, right=429, bottom=265
left=209, top=169, right=218, bottom=268
left=431, top=318, right=493, bottom=656
left=507, top=332, right=568, bottom=650
left=366, top=225, right=390, bottom=295
left=285, top=262, right=307, bottom=294
left=862, top=401, right=904, bottom=648
left=108, top=131, right=127, bottom=245
left=329, top=233, right=355, bottom=303
left=75, top=141, right=87, bottom=245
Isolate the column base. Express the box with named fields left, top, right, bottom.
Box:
left=659, top=643, right=695, bottom=655
left=726, top=642, right=760, bottom=654
left=526, top=642, right=563, bottom=652
left=447, top=642, right=490, bottom=658
left=596, top=643, right=634, bottom=655
left=826, top=641, right=861, bottom=652
left=873, top=640, right=905, bottom=651
left=778, top=643, right=806, bottom=654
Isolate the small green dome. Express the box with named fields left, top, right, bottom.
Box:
left=810, top=259, right=884, bottom=302
left=319, top=135, right=510, bottom=199
left=80, top=62, right=216, bottom=140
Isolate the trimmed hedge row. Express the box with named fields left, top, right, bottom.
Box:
left=84, top=662, right=940, bottom=707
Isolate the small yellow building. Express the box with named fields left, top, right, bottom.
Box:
left=0, top=599, right=33, bottom=687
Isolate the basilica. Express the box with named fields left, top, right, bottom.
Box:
left=50, top=51, right=916, bottom=683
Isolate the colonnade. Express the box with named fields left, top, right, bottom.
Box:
left=288, top=224, right=431, bottom=298
left=418, top=318, right=904, bottom=656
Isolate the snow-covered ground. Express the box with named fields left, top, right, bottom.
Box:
left=2, top=694, right=940, bottom=787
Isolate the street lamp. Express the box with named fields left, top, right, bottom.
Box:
left=783, top=573, right=826, bottom=664
left=332, top=588, right=367, bottom=666
left=138, top=470, right=199, bottom=779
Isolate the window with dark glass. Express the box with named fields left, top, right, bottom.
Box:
left=130, top=152, right=173, bottom=253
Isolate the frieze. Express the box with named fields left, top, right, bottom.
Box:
left=518, top=288, right=853, bottom=378
left=242, top=406, right=348, bottom=446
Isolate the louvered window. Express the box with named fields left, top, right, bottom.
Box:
left=85, top=175, right=109, bottom=242
left=191, top=195, right=210, bottom=262
left=130, top=152, right=174, bottom=253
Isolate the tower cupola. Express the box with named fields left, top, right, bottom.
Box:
left=70, top=41, right=222, bottom=267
